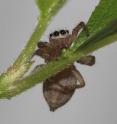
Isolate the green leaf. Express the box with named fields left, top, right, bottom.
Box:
left=71, top=0, right=117, bottom=50
left=78, top=20, right=117, bottom=55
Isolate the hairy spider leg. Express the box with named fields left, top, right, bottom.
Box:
left=47, top=67, right=85, bottom=94
left=72, top=21, right=89, bottom=39
left=77, top=55, right=96, bottom=66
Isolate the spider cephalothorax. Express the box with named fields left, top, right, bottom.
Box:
left=34, top=22, right=90, bottom=62
left=33, top=22, right=95, bottom=111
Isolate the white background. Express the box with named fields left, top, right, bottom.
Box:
left=0, top=0, right=117, bottom=124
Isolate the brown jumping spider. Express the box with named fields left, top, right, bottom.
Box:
left=33, top=22, right=95, bottom=111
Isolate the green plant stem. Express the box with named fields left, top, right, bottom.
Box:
left=0, top=0, right=68, bottom=90
left=82, top=33, right=117, bottom=54
left=0, top=0, right=68, bottom=98
left=0, top=51, right=84, bottom=98
left=0, top=31, right=116, bottom=98
left=14, top=17, right=48, bottom=65
left=0, top=15, right=49, bottom=90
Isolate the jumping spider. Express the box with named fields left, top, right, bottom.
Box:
left=33, top=22, right=95, bottom=111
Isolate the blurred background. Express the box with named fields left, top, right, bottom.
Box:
left=0, top=0, right=117, bottom=124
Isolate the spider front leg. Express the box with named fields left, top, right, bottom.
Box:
left=72, top=21, right=89, bottom=39
left=77, top=55, right=96, bottom=66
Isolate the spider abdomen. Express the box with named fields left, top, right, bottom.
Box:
left=43, top=65, right=77, bottom=111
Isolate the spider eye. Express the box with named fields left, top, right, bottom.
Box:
left=66, top=30, right=69, bottom=34
left=50, top=33, right=53, bottom=37
left=53, top=31, right=59, bottom=37
left=60, top=30, right=66, bottom=35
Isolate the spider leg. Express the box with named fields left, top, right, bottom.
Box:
left=72, top=21, right=89, bottom=39
left=72, top=68, right=85, bottom=89
left=49, top=68, right=85, bottom=94
left=77, top=55, right=95, bottom=66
